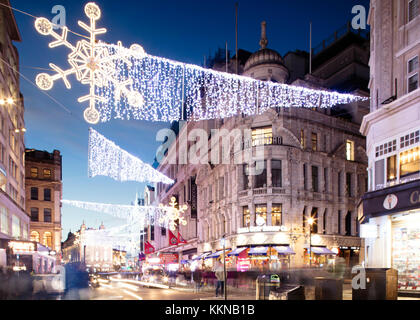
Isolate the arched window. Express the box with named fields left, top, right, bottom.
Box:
left=43, top=232, right=52, bottom=248
left=30, top=231, right=40, bottom=243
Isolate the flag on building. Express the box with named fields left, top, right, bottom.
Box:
left=144, top=241, right=155, bottom=254
left=169, top=230, right=178, bottom=246
left=178, top=231, right=187, bottom=244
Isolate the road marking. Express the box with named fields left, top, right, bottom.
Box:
left=123, top=289, right=143, bottom=300
left=118, top=282, right=139, bottom=291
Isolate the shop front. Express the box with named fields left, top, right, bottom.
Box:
left=159, top=252, right=180, bottom=272
left=197, top=228, right=296, bottom=271
left=201, top=245, right=295, bottom=272
left=360, top=180, right=420, bottom=294
left=303, top=246, right=337, bottom=267
left=0, top=239, right=56, bottom=274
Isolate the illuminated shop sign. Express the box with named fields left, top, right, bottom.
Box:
left=8, top=241, right=36, bottom=253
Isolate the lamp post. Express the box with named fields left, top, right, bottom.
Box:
left=221, top=235, right=227, bottom=301
left=308, top=218, right=314, bottom=268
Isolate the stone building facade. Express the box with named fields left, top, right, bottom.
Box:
left=0, top=1, right=29, bottom=245
left=153, top=21, right=370, bottom=270
left=25, top=149, right=62, bottom=255
left=360, top=0, right=420, bottom=293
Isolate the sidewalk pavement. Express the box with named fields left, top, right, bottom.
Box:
left=170, top=282, right=420, bottom=300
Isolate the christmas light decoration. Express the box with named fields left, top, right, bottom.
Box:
left=35, top=2, right=368, bottom=125
left=61, top=199, right=163, bottom=222
left=82, top=225, right=142, bottom=254
left=34, top=2, right=146, bottom=124
left=62, top=197, right=187, bottom=232
left=88, top=127, right=174, bottom=184
left=158, top=196, right=188, bottom=232
left=62, top=198, right=161, bottom=255
left=62, top=196, right=189, bottom=253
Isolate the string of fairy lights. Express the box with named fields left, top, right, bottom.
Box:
left=88, top=127, right=174, bottom=185
left=33, top=2, right=368, bottom=124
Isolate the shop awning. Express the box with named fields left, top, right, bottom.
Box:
left=205, top=250, right=228, bottom=259
left=310, top=247, right=337, bottom=255
left=273, top=246, right=295, bottom=255
left=228, top=247, right=247, bottom=256
left=192, top=252, right=211, bottom=260
left=248, top=246, right=268, bottom=255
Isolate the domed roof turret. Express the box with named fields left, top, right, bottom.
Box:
left=244, top=21, right=285, bottom=72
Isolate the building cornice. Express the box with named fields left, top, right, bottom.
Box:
left=360, top=89, right=420, bottom=136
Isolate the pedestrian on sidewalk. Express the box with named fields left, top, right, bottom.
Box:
left=193, top=268, right=203, bottom=293
left=214, top=261, right=225, bottom=297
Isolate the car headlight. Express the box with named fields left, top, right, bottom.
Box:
left=163, top=276, right=168, bottom=283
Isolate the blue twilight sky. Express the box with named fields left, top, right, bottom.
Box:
left=10, top=0, right=370, bottom=240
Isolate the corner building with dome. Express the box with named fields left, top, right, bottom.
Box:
left=150, top=21, right=370, bottom=272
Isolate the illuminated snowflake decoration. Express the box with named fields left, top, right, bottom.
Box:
left=158, top=197, right=188, bottom=232
left=34, top=2, right=146, bottom=124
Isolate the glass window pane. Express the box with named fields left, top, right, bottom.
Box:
left=272, top=160, right=282, bottom=188
left=31, top=208, right=39, bottom=222
left=243, top=207, right=250, bottom=227
left=375, top=159, right=385, bottom=189
left=272, top=204, right=282, bottom=226
left=12, top=215, right=20, bottom=238
left=0, top=207, right=8, bottom=235
left=44, top=188, right=51, bottom=201
left=44, top=209, right=52, bottom=223
left=31, top=187, right=38, bottom=200
left=400, top=147, right=420, bottom=177
left=408, top=74, right=418, bottom=93
left=255, top=205, right=267, bottom=226
left=387, top=155, right=397, bottom=181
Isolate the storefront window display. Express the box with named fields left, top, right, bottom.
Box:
left=392, top=211, right=420, bottom=291
left=304, top=247, right=335, bottom=267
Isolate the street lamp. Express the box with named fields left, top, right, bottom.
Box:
left=221, top=235, right=227, bottom=301
left=308, top=217, right=314, bottom=268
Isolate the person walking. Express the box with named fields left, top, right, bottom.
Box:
left=193, top=268, right=202, bottom=293
left=214, top=261, right=225, bottom=297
